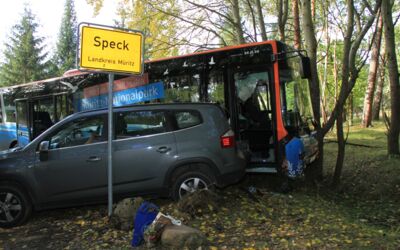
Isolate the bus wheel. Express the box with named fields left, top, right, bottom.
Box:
left=9, top=141, right=18, bottom=149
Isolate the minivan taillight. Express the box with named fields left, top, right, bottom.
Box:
left=220, top=129, right=235, bottom=148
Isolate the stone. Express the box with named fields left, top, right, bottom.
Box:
left=111, top=197, right=144, bottom=230
left=161, top=224, right=208, bottom=248
left=177, top=189, right=220, bottom=217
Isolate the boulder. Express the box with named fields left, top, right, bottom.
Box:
left=161, top=224, right=208, bottom=248
left=111, top=197, right=144, bottom=230
left=177, top=189, right=220, bottom=217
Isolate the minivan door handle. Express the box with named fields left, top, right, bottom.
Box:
left=87, top=156, right=101, bottom=162
left=156, top=146, right=171, bottom=153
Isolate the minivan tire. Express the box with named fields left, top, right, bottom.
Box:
left=170, top=166, right=215, bottom=201
left=0, top=184, right=32, bottom=228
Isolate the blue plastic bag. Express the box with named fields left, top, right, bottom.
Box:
left=131, top=201, right=159, bottom=247
left=285, top=137, right=305, bottom=178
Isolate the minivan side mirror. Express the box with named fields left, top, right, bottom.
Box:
left=300, top=56, right=312, bottom=79
left=39, top=141, right=49, bottom=161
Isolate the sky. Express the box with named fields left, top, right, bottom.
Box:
left=0, top=0, right=118, bottom=60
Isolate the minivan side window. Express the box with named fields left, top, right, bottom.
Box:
left=174, top=111, right=202, bottom=129
left=115, top=110, right=167, bottom=139
left=48, top=115, right=105, bottom=149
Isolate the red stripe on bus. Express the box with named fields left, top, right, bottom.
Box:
left=83, top=73, right=149, bottom=99
left=271, top=41, right=288, bottom=141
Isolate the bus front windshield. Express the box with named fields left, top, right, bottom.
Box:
left=279, top=55, right=313, bottom=133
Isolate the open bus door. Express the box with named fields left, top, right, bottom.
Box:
left=29, top=97, right=55, bottom=139
left=232, top=68, right=278, bottom=173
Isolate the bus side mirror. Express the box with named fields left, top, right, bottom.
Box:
left=300, top=56, right=312, bottom=79
left=39, top=141, right=49, bottom=161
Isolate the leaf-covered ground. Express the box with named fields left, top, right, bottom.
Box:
left=1, top=122, right=399, bottom=249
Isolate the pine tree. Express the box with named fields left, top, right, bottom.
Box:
left=0, top=6, right=48, bottom=86
left=53, top=0, right=78, bottom=75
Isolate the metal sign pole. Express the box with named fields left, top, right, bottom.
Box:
left=77, top=23, right=144, bottom=217
left=107, top=73, right=114, bottom=217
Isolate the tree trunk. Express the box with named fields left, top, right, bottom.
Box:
left=321, top=11, right=330, bottom=125
left=331, top=0, right=354, bottom=186
left=332, top=106, right=345, bottom=187
left=348, top=93, right=354, bottom=126
left=245, top=0, right=258, bottom=41
left=372, top=57, right=386, bottom=120
left=292, top=0, right=301, bottom=49
left=311, top=0, right=315, bottom=20
left=362, top=11, right=383, bottom=128
left=232, top=0, right=245, bottom=44
left=300, top=0, right=323, bottom=180
left=278, top=0, right=289, bottom=42
left=255, top=0, right=267, bottom=41
left=382, top=0, right=400, bottom=156
left=333, top=40, right=338, bottom=102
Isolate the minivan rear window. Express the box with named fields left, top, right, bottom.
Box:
left=174, top=111, right=202, bottom=129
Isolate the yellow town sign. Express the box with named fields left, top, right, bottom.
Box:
left=79, top=24, right=143, bottom=74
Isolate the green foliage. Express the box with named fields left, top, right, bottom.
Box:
left=113, top=0, right=179, bottom=60
left=52, top=0, right=78, bottom=75
left=0, top=6, right=48, bottom=86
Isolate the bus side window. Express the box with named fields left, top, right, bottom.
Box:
left=2, top=94, right=16, bottom=123
left=162, top=74, right=201, bottom=103
left=5, top=109, right=16, bottom=123
left=207, top=70, right=225, bottom=106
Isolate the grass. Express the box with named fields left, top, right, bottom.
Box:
left=323, top=121, right=400, bottom=201
left=318, top=121, right=400, bottom=244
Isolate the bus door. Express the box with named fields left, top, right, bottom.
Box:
left=55, top=94, right=73, bottom=121
left=233, top=69, right=277, bottom=169
left=16, top=100, right=30, bottom=146
left=29, top=97, right=55, bottom=139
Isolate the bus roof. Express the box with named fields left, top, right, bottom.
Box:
left=147, top=40, right=277, bottom=64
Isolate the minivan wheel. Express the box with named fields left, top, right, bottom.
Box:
left=0, top=184, right=32, bottom=228
left=171, top=168, right=214, bottom=201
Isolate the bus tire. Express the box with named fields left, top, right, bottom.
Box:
left=9, top=141, right=18, bottom=149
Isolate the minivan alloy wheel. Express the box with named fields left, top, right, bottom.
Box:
left=0, top=192, right=22, bottom=223
left=0, top=184, right=32, bottom=228
left=178, top=177, right=208, bottom=198
left=171, top=167, right=215, bottom=201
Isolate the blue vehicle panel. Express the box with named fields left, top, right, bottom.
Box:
left=0, top=123, right=17, bottom=151
left=16, top=124, right=30, bottom=147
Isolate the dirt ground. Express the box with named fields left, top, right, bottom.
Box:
left=1, top=173, right=399, bottom=249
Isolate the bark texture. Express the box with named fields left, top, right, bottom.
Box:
left=255, top=0, right=267, bottom=41
left=362, top=12, right=383, bottom=127
left=300, top=0, right=323, bottom=180
left=278, top=0, right=289, bottom=41
left=382, top=0, right=400, bottom=155
left=372, top=58, right=386, bottom=120
left=292, top=0, right=301, bottom=49
left=232, top=0, right=245, bottom=44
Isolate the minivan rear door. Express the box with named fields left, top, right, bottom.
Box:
left=112, top=110, right=176, bottom=194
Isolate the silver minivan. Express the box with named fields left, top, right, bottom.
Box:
left=0, top=103, right=246, bottom=227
